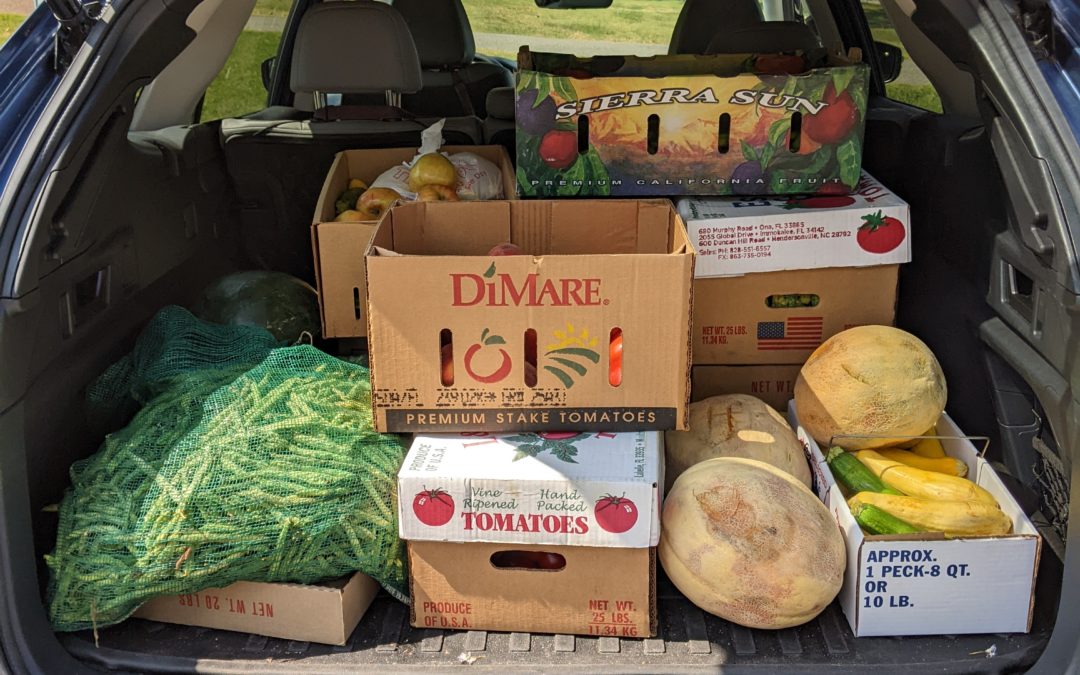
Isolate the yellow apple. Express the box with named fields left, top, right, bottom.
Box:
left=408, top=153, right=457, bottom=192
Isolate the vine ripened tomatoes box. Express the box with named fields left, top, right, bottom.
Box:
left=515, top=48, right=869, bottom=198
left=678, top=172, right=910, bottom=278
left=365, top=199, right=694, bottom=433
left=398, top=431, right=662, bottom=548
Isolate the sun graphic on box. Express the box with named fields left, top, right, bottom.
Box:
left=543, top=322, right=601, bottom=388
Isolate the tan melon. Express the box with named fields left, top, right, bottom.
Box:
left=794, top=325, right=946, bottom=451
left=659, top=457, right=845, bottom=629
left=664, top=394, right=810, bottom=492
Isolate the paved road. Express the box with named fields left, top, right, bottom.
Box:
left=474, top=32, right=665, bottom=57
left=0, top=0, right=34, bottom=13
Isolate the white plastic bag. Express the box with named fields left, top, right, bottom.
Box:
left=369, top=120, right=503, bottom=200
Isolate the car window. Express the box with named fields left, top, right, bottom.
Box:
left=861, top=0, right=942, bottom=112
left=198, top=0, right=287, bottom=121
left=461, top=0, right=681, bottom=58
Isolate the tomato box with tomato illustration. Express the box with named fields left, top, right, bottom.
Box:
left=364, top=199, right=694, bottom=433
left=677, top=171, right=910, bottom=278
left=515, top=47, right=869, bottom=198
left=398, top=431, right=662, bottom=547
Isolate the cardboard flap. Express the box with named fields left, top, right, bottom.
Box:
left=392, top=201, right=512, bottom=255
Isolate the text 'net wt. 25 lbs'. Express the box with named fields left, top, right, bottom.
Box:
left=46, top=306, right=408, bottom=631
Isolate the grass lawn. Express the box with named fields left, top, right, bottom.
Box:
left=201, top=29, right=281, bottom=121
left=462, top=0, right=680, bottom=45
left=0, top=13, right=24, bottom=42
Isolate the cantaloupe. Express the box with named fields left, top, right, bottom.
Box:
left=659, top=457, right=845, bottom=629
left=794, top=325, right=946, bottom=451
left=664, top=395, right=810, bottom=491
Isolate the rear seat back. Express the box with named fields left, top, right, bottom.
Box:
left=220, top=1, right=482, bottom=279
left=484, top=86, right=516, bottom=155
left=393, top=0, right=513, bottom=118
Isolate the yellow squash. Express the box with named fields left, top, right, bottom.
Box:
left=909, top=437, right=946, bottom=459
left=854, top=450, right=997, bottom=506
left=876, top=448, right=967, bottom=477
left=849, top=492, right=1011, bottom=537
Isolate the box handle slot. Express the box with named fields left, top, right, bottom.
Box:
left=524, top=329, right=538, bottom=387
left=490, top=550, right=566, bottom=571
left=766, top=293, right=819, bottom=308
left=352, top=287, right=362, bottom=321
left=646, top=114, right=659, bottom=155
left=788, top=111, right=802, bottom=152
left=718, top=113, right=731, bottom=154
left=577, top=115, right=589, bottom=155
left=440, top=329, right=454, bottom=386
left=609, top=327, right=623, bottom=387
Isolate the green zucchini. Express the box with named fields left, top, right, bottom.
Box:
left=826, top=446, right=903, bottom=495
left=852, top=503, right=923, bottom=535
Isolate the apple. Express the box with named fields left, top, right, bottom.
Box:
left=357, top=187, right=401, bottom=219
left=487, top=242, right=524, bottom=256
left=408, top=153, right=457, bottom=192
left=417, top=184, right=460, bottom=202
left=334, top=209, right=366, bottom=222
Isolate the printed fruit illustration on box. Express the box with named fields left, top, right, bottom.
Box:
left=413, top=488, right=456, bottom=526
left=515, top=50, right=869, bottom=197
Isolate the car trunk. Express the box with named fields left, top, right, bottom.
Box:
left=0, top=0, right=1072, bottom=671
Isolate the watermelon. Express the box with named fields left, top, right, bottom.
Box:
left=195, top=271, right=320, bottom=343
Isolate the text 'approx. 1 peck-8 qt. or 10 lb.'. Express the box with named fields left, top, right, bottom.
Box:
left=46, top=307, right=409, bottom=632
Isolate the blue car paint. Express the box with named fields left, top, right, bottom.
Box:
left=1046, top=0, right=1080, bottom=142
left=0, top=7, right=59, bottom=235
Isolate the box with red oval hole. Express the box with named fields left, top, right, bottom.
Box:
left=398, top=431, right=662, bottom=548
left=364, top=199, right=694, bottom=433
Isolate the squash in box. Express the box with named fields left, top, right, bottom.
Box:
left=794, top=325, right=947, bottom=450
left=659, top=457, right=845, bottom=630
left=664, top=395, right=811, bottom=491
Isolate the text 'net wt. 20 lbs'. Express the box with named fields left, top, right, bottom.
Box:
left=46, top=306, right=408, bottom=631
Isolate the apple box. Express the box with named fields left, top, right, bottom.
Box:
left=678, top=172, right=911, bottom=278
left=364, top=199, right=694, bottom=433
left=311, top=145, right=516, bottom=338
left=787, top=403, right=1042, bottom=637
left=398, top=431, right=662, bottom=547
left=516, top=47, right=869, bottom=198
left=409, top=541, right=656, bottom=638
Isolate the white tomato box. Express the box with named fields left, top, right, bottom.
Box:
left=787, top=403, right=1041, bottom=637
left=678, top=172, right=910, bottom=278
left=398, top=431, right=662, bottom=548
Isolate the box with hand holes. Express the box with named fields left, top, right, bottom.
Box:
left=515, top=47, right=869, bottom=198
left=364, top=199, right=694, bottom=433
left=400, top=431, right=662, bottom=636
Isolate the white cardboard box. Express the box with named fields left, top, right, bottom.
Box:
left=679, top=172, right=911, bottom=278
left=398, top=431, right=662, bottom=548
left=786, top=403, right=1041, bottom=637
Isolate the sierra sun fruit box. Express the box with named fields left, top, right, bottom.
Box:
left=516, top=47, right=869, bottom=197
left=364, top=199, right=694, bottom=433
left=400, top=431, right=661, bottom=637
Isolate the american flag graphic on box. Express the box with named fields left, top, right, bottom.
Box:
left=757, top=317, right=824, bottom=350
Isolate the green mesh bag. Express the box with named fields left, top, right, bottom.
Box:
left=47, top=307, right=408, bottom=632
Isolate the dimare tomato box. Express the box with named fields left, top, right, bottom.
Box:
left=409, top=541, right=656, bottom=637
left=787, top=403, right=1042, bottom=637
left=516, top=48, right=869, bottom=198
left=398, top=431, right=662, bottom=547
left=311, top=145, right=515, bottom=338
left=692, top=264, right=898, bottom=365
left=677, top=172, right=910, bottom=278
left=134, top=572, right=380, bottom=645
left=365, top=199, right=694, bottom=433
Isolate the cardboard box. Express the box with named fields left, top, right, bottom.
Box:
left=365, top=199, right=695, bottom=433
left=134, top=572, right=380, bottom=645
left=409, top=541, right=656, bottom=637
left=787, top=404, right=1042, bottom=637
left=399, top=431, right=662, bottom=547
left=692, top=265, right=898, bottom=365
left=516, top=48, right=869, bottom=197
left=311, top=145, right=516, bottom=338
left=692, top=364, right=802, bottom=411
left=678, top=172, right=910, bottom=278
